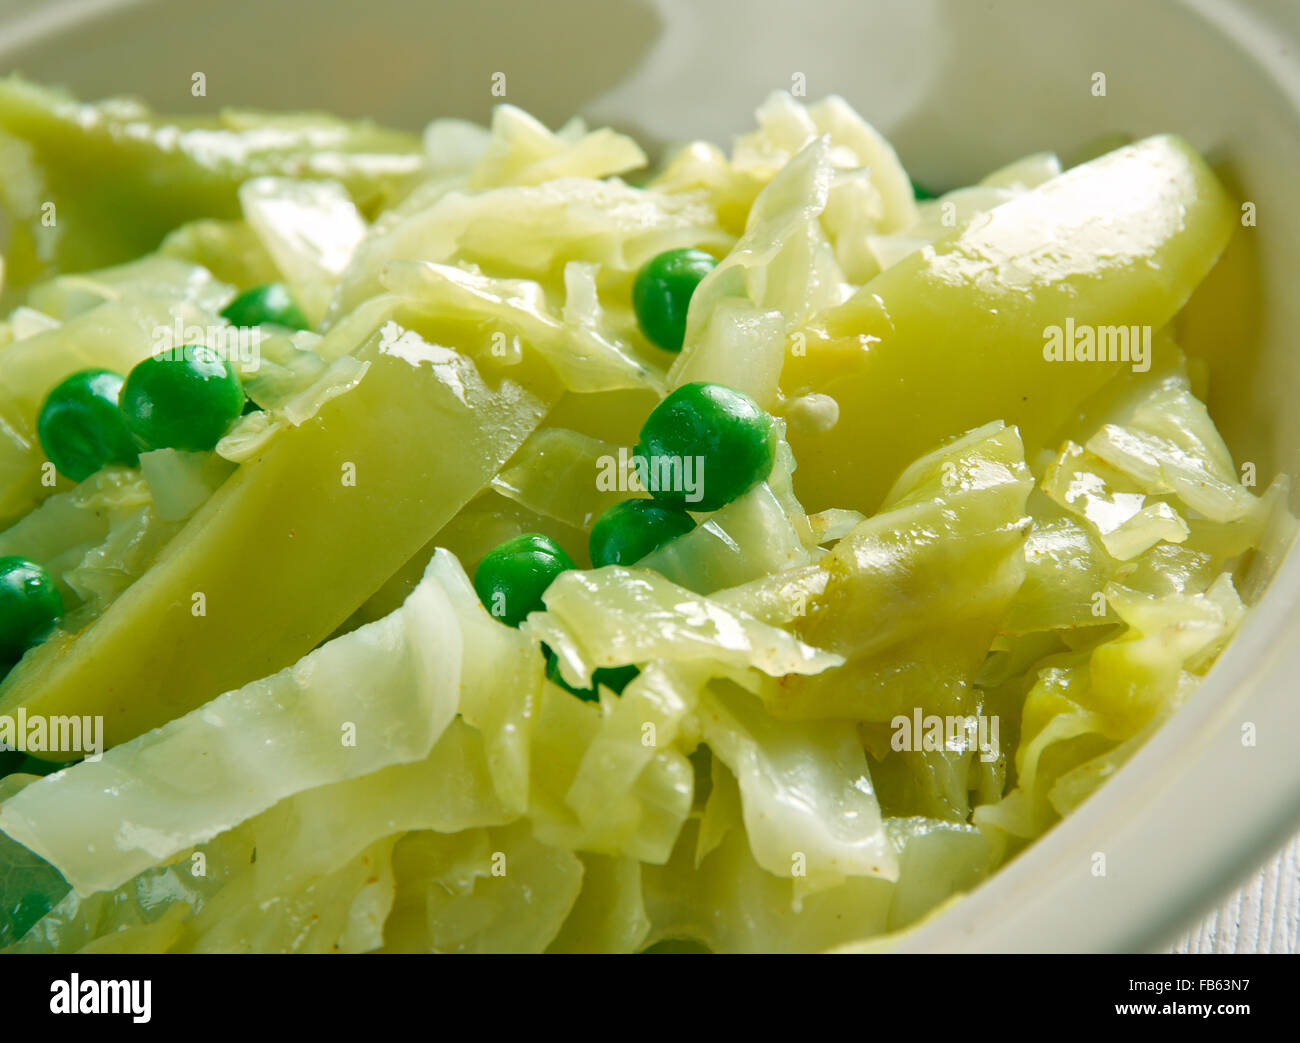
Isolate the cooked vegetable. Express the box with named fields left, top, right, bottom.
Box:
left=0, top=824, right=67, bottom=947
left=0, top=76, right=423, bottom=290
left=632, top=248, right=718, bottom=352
left=119, top=347, right=246, bottom=452
left=36, top=369, right=139, bottom=481
left=910, top=177, right=937, bottom=200
left=588, top=499, right=695, bottom=567
left=0, top=265, right=229, bottom=525
left=0, top=319, right=557, bottom=749
left=636, top=382, right=774, bottom=511
left=474, top=533, right=576, bottom=627
left=783, top=134, right=1236, bottom=515
left=0, top=84, right=1288, bottom=956
left=531, top=565, right=841, bottom=690
left=797, top=421, right=1030, bottom=694
left=544, top=651, right=638, bottom=702
left=0, top=552, right=464, bottom=896
left=220, top=282, right=310, bottom=331
left=0, top=556, right=61, bottom=660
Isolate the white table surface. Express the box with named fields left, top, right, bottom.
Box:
left=1168, top=833, right=1300, bottom=953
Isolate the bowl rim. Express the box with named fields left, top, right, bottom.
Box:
left=1, top=0, right=1298, bottom=954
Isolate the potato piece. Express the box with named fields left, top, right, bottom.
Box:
left=783, top=135, right=1235, bottom=515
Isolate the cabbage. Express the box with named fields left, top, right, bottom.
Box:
left=1001, top=505, right=1114, bottom=634
left=189, top=836, right=400, bottom=955
left=379, top=824, right=582, bottom=954
left=639, top=480, right=812, bottom=593
left=330, top=174, right=732, bottom=320
left=216, top=351, right=369, bottom=463
left=768, top=422, right=1032, bottom=722
left=974, top=574, right=1247, bottom=843
left=24, top=255, right=233, bottom=320
left=672, top=136, right=844, bottom=403
left=0, top=554, right=465, bottom=895
left=467, top=106, right=646, bottom=189
left=6, top=716, right=513, bottom=953
left=238, top=177, right=368, bottom=325
left=422, top=119, right=492, bottom=176
left=649, top=142, right=767, bottom=239
left=562, top=661, right=701, bottom=834
left=491, top=427, right=623, bottom=533
left=547, top=854, right=650, bottom=954
left=225, top=327, right=328, bottom=408
left=1045, top=673, right=1196, bottom=820
left=1084, top=387, right=1256, bottom=523
left=881, top=816, right=996, bottom=930
left=642, top=792, right=992, bottom=952
left=666, top=299, right=786, bottom=410
left=0, top=466, right=182, bottom=627
left=1239, top=476, right=1298, bottom=602
left=524, top=676, right=694, bottom=864
left=698, top=681, right=896, bottom=886
left=642, top=818, right=892, bottom=953
left=62, top=505, right=179, bottom=620
left=423, top=549, right=543, bottom=814
left=732, top=93, right=916, bottom=233
left=1091, top=574, right=1245, bottom=730
left=1043, top=443, right=1191, bottom=560
left=1036, top=351, right=1269, bottom=587
left=646, top=91, right=916, bottom=268
left=0, top=468, right=146, bottom=598
left=0, top=306, right=59, bottom=346
left=529, top=565, right=843, bottom=690
left=159, top=219, right=280, bottom=289
left=382, top=259, right=658, bottom=393
left=969, top=350, right=1271, bottom=845
left=138, top=450, right=234, bottom=522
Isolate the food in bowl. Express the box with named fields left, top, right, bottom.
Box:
left=0, top=78, right=1290, bottom=953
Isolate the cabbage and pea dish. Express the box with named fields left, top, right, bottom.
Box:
left=0, top=80, right=1289, bottom=953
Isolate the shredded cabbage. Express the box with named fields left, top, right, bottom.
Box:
left=0, top=554, right=465, bottom=895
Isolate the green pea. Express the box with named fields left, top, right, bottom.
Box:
left=0, top=556, right=63, bottom=662
left=13, top=755, right=74, bottom=777
left=544, top=647, right=638, bottom=701
left=635, top=382, right=773, bottom=512
left=119, top=345, right=246, bottom=452
left=473, top=533, right=575, bottom=627
left=0, top=747, right=26, bottom=776
left=220, top=282, right=310, bottom=331
left=632, top=248, right=718, bottom=353
left=589, top=499, right=695, bottom=568
left=910, top=177, right=938, bottom=200
left=36, top=369, right=140, bottom=482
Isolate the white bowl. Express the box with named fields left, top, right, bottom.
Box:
left=2, top=0, right=1297, bottom=952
